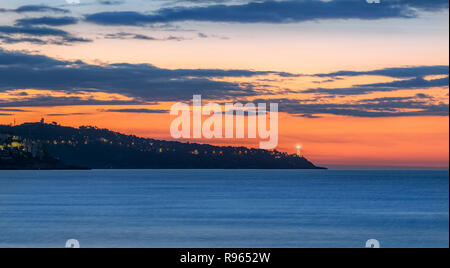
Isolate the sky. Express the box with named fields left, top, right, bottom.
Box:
left=0, top=0, right=448, bottom=169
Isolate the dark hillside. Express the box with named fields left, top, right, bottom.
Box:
left=0, top=123, right=325, bottom=169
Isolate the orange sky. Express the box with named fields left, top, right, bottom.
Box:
left=1, top=102, right=448, bottom=168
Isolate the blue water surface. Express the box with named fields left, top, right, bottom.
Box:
left=0, top=170, right=448, bottom=248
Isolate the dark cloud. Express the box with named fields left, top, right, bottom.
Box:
left=105, top=32, right=158, bottom=40
left=257, top=97, right=450, bottom=118
left=15, top=17, right=79, bottom=27
left=0, top=6, right=80, bottom=45
left=98, top=0, right=125, bottom=5
left=304, top=76, right=449, bottom=95
left=0, top=25, right=71, bottom=36
left=0, top=25, right=91, bottom=45
left=358, top=95, right=430, bottom=102
left=166, top=35, right=187, bottom=41
left=85, top=0, right=449, bottom=26
left=0, top=49, right=293, bottom=102
left=315, top=65, right=449, bottom=78
left=0, top=96, right=143, bottom=108
left=305, top=65, right=449, bottom=95
left=104, top=32, right=187, bottom=41
left=0, top=108, right=28, bottom=112
left=47, top=113, right=92, bottom=116
left=0, top=5, right=69, bottom=14
left=0, top=34, right=50, bottom=45
left=101, top=109, right=168, bottom=114
left=415, top=93, right=433, bottom=99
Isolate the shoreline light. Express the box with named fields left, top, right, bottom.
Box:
left=296, top=145, right=302, bottom=157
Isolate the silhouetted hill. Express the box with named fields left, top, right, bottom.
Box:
left=0, top=122, right=325, bottom=169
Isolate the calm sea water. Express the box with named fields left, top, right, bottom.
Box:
left=0, top=170, right=448, bottom=248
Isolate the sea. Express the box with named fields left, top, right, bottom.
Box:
left=0, top=170, right=448, bottom=248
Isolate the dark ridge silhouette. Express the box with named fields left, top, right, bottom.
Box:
left=0, top=122, right=326, bottom=170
